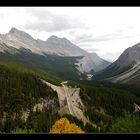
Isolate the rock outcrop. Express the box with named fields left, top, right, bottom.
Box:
left=41, top=79, right=97, bottom=128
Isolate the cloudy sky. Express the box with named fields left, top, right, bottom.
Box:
left=0, top=7, right=140, bottom=62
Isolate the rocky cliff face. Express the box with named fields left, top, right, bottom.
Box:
left=76, top=53, right=110, bottom=73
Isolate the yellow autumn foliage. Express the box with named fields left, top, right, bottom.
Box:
left=50, top=117, right=85, bottom=133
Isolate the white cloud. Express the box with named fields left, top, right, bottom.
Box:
left=0, top=7, right=140, bottom=62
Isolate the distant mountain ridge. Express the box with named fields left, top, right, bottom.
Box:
left=0, top=27, right=110, bottom=73
left=96, top=42, right=140, bottom=84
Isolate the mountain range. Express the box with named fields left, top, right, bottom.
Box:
left=0, top=27, right=110, bottom=75
left=1, top=27, right=140, bottom=85
left=0, top=27, right=140, bottom=133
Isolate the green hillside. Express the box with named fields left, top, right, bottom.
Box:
left=66, top=80, right=140, bottom=132
left=0, top=53, right=140, bottom=133
left=0, top=60, right=62, bottom=85
left=0, top=49, right=85, bottom=81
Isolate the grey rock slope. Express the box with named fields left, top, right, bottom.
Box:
left=41, top=79, right=97, bottom=127
left=102, top=43, right=140, bottom=84
left=114, top=43, right=140, bottom=70
left=45, top=35, right=87, bottom=56
left=76, top=52, right=110, bottom=73
left=0, top=27, right=110, bottom=73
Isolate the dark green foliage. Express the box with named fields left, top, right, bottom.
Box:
left=78, top=79, right=140, bottom=98
left=80, top=84, right=140, bottom=117
left=25, top=110, right=60, bottom=133
left=62, top=114, right=85, bottom=130
left=84, top=123, right=98, bottom=133
left=78, top=81, right=140, bottom=132
left=0, top=60, right=61, bottom=86
left=84, top=109, right=112, bottom=124
left=84, top=109, right=112, bottom=132
left=1, top=115, right=14, bottom=133
left=0, top=50, right=84, bottom=81
left=109, top=112, right=140, bottom=133
left=61, top=114, right=97, bottom=132
left=95, top=63, right=132, bottom=80
left=0, top=65, right=58, bottom=112
left=0, top=62, right=59, bottom=132
left=98, top=82, right=140, bottom=98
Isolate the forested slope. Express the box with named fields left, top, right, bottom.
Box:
left=0, top=61, right=61, bottom=132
